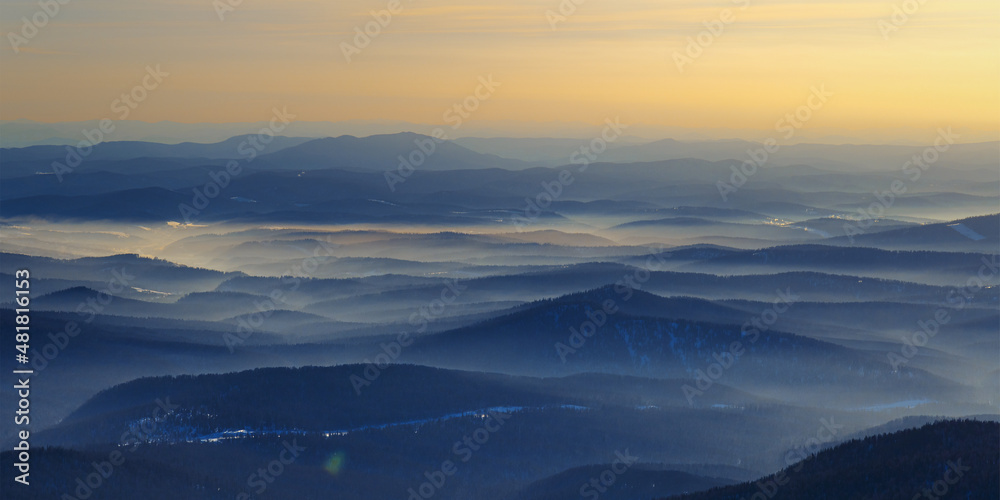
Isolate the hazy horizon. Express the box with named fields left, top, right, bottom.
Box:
left=3, top=118, right=999, bottom=149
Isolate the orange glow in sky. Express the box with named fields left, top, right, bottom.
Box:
left=1, top=0, right=997, bottom=141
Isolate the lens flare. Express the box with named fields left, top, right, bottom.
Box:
left=324, top=451, right=347, bottom=476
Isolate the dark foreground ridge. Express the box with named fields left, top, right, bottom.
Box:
left=663, top=419, right=999, bottom=500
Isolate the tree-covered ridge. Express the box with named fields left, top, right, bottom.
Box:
left=665, top=419, right=999, bottom=500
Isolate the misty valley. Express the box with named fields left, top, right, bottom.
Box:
left=1, top=133, right=998, bottom=499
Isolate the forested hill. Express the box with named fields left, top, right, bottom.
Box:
left=664, top=419, right=999, bottom=500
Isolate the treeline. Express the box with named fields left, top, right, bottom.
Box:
left=664, top=420, right=1000, bottom=500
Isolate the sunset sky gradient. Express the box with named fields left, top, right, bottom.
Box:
left=1, top=0, right=997, bottom=142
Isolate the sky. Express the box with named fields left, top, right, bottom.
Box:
left=1, top=0, right=998, bottom=142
